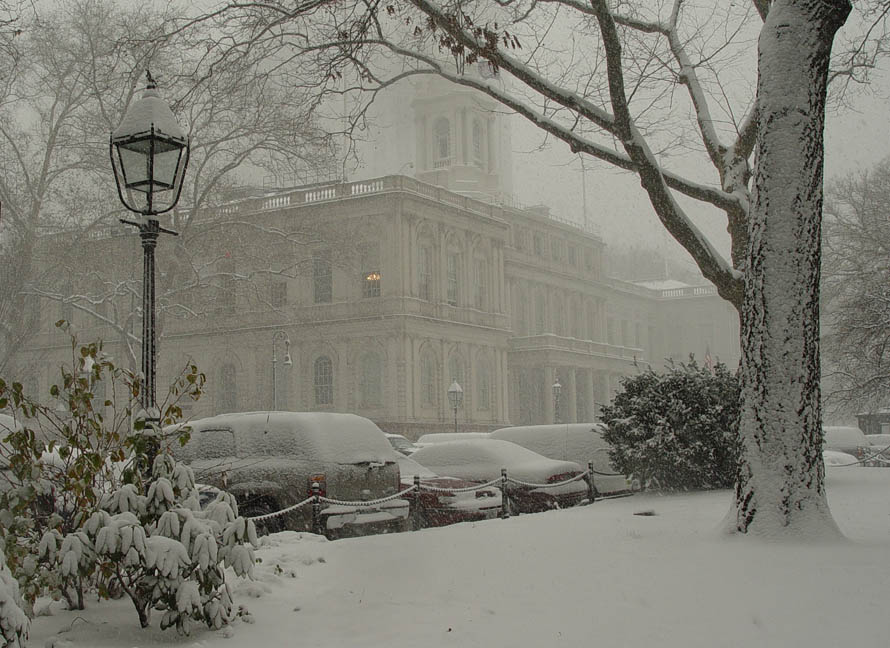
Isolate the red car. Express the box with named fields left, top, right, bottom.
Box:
left=410, top=439, right=589, bottom=514
left=396, top=455, right=502, bottom=528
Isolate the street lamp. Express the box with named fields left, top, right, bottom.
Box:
left=552, top=378, right=562, bottom=424
left=110, top=71, right=189, bottom=417
left=271, top=330, right=292, bottom=410
left=447, top=380, right=463, bottom=435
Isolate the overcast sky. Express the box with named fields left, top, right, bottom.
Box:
left=509, top=63, right=890, bottom=269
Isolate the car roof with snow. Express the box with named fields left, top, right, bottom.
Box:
left=178, top=411, right=396, bottom=464
left=489, top=423, right=610, bottom=462
left=416, top=432, right=491, bottom=444
left=823, top=426, right=869, bottom=446
left=411, top=438, right=582, bottom=482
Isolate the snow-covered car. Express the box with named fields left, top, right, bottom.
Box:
left=489, top=423, right=633, bottom=496
left=396, top=455, right=501, bottom=528
left=823, top=450, right=860, bottom=467
left=169, top=412, right=409, bottom=538
left=410, top=439, right=588, bottom=513
left=385, top=433, right=419, bottom=456
left=823, top=426, right=873, bottom=465
left=415, top=432, right=491, bottom=448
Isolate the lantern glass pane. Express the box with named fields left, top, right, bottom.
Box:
left=153, top=147, right=183, bottom=190
left=117, top=145, right=150, bottom=191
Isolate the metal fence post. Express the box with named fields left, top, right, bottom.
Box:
left=411, top=475, right=422, bottom=531
left=311, top=481, right=322, bottom=535
left=501, top=467, right=510, bottom=519
left=586, top=461, right=597, bottom=504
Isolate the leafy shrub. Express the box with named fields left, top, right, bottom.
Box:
left=0, top=327, right=257, bottom=634
left=600, top=358, right=739, bottom=490
left=0, top=546, right=28, bottom=648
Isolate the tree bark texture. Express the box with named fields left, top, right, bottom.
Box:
left=731, top=0, right=851, bottom=535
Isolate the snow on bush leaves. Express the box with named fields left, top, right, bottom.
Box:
left=0, top=547, right=28, bottom=648
left=601, top=358, right=739, bottom=490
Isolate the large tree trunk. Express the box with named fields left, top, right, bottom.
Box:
left=729, top=0, right=851, bottom=535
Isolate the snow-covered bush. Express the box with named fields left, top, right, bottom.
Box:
left=0, top=546, right=28, bottom=648
left=67, top=453, right=258, bottom=632
left=600, top=358, right=739, bottom=490
left=0, top=328, right=258, bottom=635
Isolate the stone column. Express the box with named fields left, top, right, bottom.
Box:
left=588, top=369, right=597, bottom=421
left=566, top=368, right=577, bottom=424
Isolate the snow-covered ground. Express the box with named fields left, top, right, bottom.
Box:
left=30, top=465, right=890, bottom=648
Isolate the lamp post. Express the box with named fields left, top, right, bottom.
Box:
left=271, top=330, right=292, bottom=410
left=447, top=380, right=463, bottom=435
left=552, top=378, right=562, bottom=424
left=110, top=72, right=189, bottom=418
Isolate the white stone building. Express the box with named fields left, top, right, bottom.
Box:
left=11, top=72, right=739, bottom=438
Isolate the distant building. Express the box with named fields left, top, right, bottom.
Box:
left=10, top=74, right=739, bottom=438
left=856, top=410, right=890, bottom=436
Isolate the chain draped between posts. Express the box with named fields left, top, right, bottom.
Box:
left=244, top=461, right=614, bottom=534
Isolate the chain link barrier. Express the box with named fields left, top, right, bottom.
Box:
left=244, top=462, right=617, bottom=532
left=318, top=486, right=416, bottom=508
left=503, top=470, right=590, bottom=489
left=247, top=496, right=314, bottom=522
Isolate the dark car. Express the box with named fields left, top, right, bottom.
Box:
left=169, top=412, right=409, bottom=538
left=396, top=455, right=501, bottom=528
left=410, top=439, right=588, bottom=513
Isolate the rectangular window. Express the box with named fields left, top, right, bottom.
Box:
left=550, top=239, right=562, bottom=262
left=270, top=280, right=287, bottom=308
left=474, top=259, right=486, bottom=310
left=447, top=253, right=459, bottom=306
left=360, top=242, right=381, bottom=298
left=313, top=250, right=332, bottom=304
left=533, top=234, right=544, bottom=257
left=568, top=245, right=577, bottom=267
left=418, top=246, right=432, bottom=300
left=584, top=248, right=594, bottom=271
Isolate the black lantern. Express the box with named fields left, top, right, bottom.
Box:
left=447, top=380, right=463, bottom=435
left=110, top=73, right=189, bottom=417
left=110, top=77, right=189, bottom=215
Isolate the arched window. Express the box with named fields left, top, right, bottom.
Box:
left=314, top=356, right=333, bottom=405
left=448, top=354, right=465, bottom=389
left=418, top=244, right=433, bottom=300
left=554, top=296, right=565, bottom=336
left=433, top=117, right=451, bottom=168
left=359, top=352, right=383, bottom=407
left=477, top=359, right=491, bottom=410
left=515, top=287, right=528, bottom=336
left=446, top=251, right=460, bottom=306
left=571, top=301, right=582, bottom=339
left=219, top=363, right=237, bottom=413
left=472, top=118, right=484, bottom=167
left=535, top=294, right=546, bottom=334
left=587, top=303, right=598, bottom=340
left=420, top=351, right=437, bottom=406
left=473, top=258, right=487, bottom=310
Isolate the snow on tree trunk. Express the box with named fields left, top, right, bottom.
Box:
left=730, top=0, right=851, bottom=536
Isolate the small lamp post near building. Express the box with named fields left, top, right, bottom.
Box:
left=552, top=378, right=562, bottom=424
left=447, top=380, right=463, bottom=435
left=271, top=330, right=292, bottom=410
left=110, top=72, right=189, bottom=418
